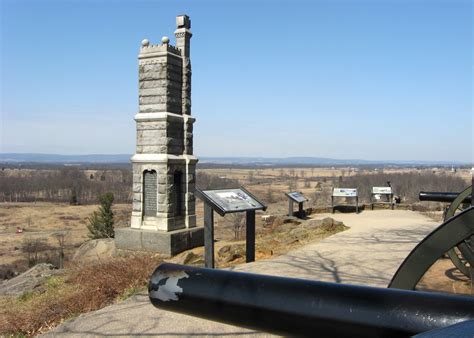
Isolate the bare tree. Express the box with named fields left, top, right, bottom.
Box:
left=229, top=213, right=245, bottom=240
left=313, top=187, right=332, bottom=207
left=247, top=171, right=254, bottom=183
left=53, top=230, right=69, bottom=269
left=21, top=237, right=54, bottom=267
left=304, top=178, right=311, bottom=188
left=265, top=187, right=275, bottom=203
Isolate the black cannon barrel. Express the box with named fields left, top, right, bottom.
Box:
left=419, top=191, right=471, bottom=203
left=149, top=263, right=474, bottom=337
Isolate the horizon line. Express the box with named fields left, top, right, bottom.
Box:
left=0, top=152, right=471, bottom=165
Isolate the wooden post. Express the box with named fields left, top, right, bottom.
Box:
left=204, top=204, right=214, bottom=268
left=332, top=196, right=335, bottom=213
left=288, top=200, right=294, bottom=216
left=356, top=196, right=359, bottom=214
left=246, top=210, right=255, bottom=263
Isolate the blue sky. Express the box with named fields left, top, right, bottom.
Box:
left=1, top=0, right=472, bottom=162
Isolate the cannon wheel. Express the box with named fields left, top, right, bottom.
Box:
left=388, top=207, right=474, bottom=290
left=445, top=186, right=473, bottom=277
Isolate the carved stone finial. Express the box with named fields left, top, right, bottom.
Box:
left=141, top=39, right=150, bottom=47
left=161, top=36, right=170, bottom=44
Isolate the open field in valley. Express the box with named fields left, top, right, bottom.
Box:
left=0, top=165, right=470, bottom=277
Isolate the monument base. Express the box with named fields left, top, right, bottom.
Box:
left=115, top=227, right=204, bottom=257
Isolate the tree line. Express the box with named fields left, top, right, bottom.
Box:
left=0, top=167, right=132, bottom=204
left=0, top=167, right=240, bottom=205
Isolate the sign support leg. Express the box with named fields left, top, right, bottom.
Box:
left=298, top=202, right=304, bottom=218
left=246, top=210, right=255, bottom=263
left=204, top=204, right=214, bottom=268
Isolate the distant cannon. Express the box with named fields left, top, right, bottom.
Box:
left=419, top=191, right=471, bottom=204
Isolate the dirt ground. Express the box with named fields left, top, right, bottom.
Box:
left=418, top=257, right=473, bottom=296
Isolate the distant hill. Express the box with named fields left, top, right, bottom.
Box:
left=0, top=153, right=467, bottom=167
left=0, top=153, right=131, bottom=163
left=199, top=156, right=375, bottom=165
left=198, top=157, right=467, bottom=167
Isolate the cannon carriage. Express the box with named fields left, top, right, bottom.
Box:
left=399, top=185, right=473, bottom=280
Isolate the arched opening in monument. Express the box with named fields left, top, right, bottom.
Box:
left=174, top=171, right=183, bottom=216
left=143, top=170, right=157, bottom=217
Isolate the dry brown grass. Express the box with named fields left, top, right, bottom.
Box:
left=0, top=254, right=162, bottom=337
left=0, top=202, right=131, bottom=268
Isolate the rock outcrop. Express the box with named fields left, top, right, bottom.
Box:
left=0, top=263, right=57, bottom=296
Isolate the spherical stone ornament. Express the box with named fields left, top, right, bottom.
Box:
left=161, top=36, right=170, bottom=44
left=141, top=39, right=150, bottom=47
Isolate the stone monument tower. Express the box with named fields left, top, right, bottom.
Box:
left=115, top=15, right=203, bottom=255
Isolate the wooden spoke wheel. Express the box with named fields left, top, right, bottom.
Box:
left=445, top=186, right=473, bottom=277
left=388, top=186, right=473, bottom=290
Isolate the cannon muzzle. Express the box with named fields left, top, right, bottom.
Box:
left=419, top=191, right=471, bottom=203
left=149, top=263, right=474, bottom=337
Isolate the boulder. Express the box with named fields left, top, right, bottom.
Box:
left=0, top=263, right=57, bottom=296
left=289, top=227, right=307, bottom=240
left=182, top=252, right=204, bottom=265
left=305, top=219, right=323, bottom=228
left=72, top=238, right=116, bottom=264
left=218, top=244, right=245, bottom=263
left=321, top=217, right=334, bottom=227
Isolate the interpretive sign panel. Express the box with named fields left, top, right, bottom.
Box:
left=332, top=187, right=359, bottom=214
left=372, top=187, right=393, bottom=194
left=196, top=188, right=266, bottom=216
left=286, top=191, right=308, bottom=203
left=196, top=187, right=267, bottom=268
left=332, top=188, right=358, bottom=197
left=371, top=186, right=395, bottom=210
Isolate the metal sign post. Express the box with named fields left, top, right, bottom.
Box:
left=196, top=187, right=266, bottom=268
left=285, top=191, right=308, bottom=218
left=203, top=203, right=215, bottom=268
left=246, top=210, right=256, bottom=262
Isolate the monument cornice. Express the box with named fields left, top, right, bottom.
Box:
left=135, top=112, right=196, bottom=123
left=131, top=153, right=198, bottom=164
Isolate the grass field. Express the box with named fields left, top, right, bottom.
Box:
left=0, top=203, right=131, bottom=271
